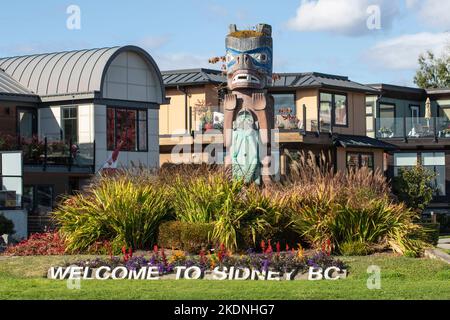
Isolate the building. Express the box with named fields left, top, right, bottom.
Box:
left=159, top=68, right=396, bottom=176
left=367, top=84, right=450, bottom=214
left=0, top=46, right=166, bottom=238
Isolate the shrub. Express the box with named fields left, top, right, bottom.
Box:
left=339, top=241, right=371, bottom=256
left=157, top=221, right=215, bottom=253
left=170, top=172, right=244, bottom=223
left=284, top=152, right=427, bottom=256
left=3, top=232, right=66, bottom=256
left=168, top=168, right=289, bottom=252
left=418, top=223, right=440, bottom=246
left=53, top=174, right=172, bottom=253
left=393, top=165, right=436, bottom=212
left=0, top=215, right=14, bottom=235
left=290, top=196, right=427, bottom=256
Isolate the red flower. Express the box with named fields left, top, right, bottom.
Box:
left=286, top=244, right=290, bottom=251
left=260, top=240, right=266, bottom=252
left=153, top=245, right=159, bottom=254
left=276, top=242, right=281, bottom=254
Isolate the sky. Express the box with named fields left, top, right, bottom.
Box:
left=0, top=0, right=449, bottom=87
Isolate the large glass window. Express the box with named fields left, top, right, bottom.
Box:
left=273, top=93, right=297, bottom=129
left=319, top=93, right=332, bottom=132
left=334, top=94, right=347, bottom=126
left=61, top=106, right=78, bottom=144
left=422, top=152, right=446, bottom=196
left=107, top=107, right=148, bottom=151
left=17, top=109, right=36, bottom=140
left=393, top=153, right=417, bottom=176
left=23, top=185, right=54, bottom=215
left=0, top=152, right=23, bottom=209
left=319, top=92, right=347, bottom=131
left=346, top=152, right=374, bottom=171
left=393, top=152, right=445, bottom=196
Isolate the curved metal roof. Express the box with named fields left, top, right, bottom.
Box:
left=0, top=46, right=165, bottom=103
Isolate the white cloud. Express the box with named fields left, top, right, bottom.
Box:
left=413, top=0, right=450, bottom=29
left=287, top=0, right=399, bottom=35
left=365, top=32, right=450, bottom=70
left=154, top=53, right=212, bottom=71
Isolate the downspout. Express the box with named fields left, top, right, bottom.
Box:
left=177, top=86, right=189, bottom=134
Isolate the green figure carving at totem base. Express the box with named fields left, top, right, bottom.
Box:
left=232, top=110, right=261, bottom=185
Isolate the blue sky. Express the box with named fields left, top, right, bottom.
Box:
left=0, top=0, right=449, bottom=87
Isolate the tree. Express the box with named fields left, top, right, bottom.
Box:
left=414, top=49, right=450, bottom=89
left=393, top=165, right=436, bottom=212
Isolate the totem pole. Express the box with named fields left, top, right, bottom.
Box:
left=223, top=23, right=274, bottom=185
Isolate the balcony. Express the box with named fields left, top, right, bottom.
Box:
left=376, top=117, right=450, bottom=141
left=0, top=135, right=95, bottom=172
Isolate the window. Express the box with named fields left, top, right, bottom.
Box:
left=61, top=106, right=78, bottom=144
left=366, top=100, right=375, bottom=135
left=17, top=108, right=37, bottom=140
left=422, top=152, right=446, bottom=196
left=319, top=92, right=348, bottom=130
left=273, top=93, right=297, bottom=129
left=394, top=152, right=446, bottom=197
left=23, top=185, right=54, bottom=215
left=0, top=152, right=22, bottom=209
left=346, top=152, right=374, bottom=171
left=107, top=107, right=148, bottom=151
left=273, top=93, right=296, bottom=116
left=334, top=94, right=347, bottom=126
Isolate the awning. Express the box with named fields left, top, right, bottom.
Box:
left=333, top=134, right=398, bottom=151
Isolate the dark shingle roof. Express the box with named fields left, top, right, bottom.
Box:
left=162, top=69, right=379, bottom=93
left=333, top=134, right=397, bottom=151
left=162, top=69, right=225, bottom=87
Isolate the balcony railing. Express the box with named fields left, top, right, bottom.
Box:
left=0, top=136, right=95, bottom=171
left=376, top=117, right=450, bottom=140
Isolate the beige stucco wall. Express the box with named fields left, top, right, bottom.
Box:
left=336, top=147, right=384, bottom=173
left=295, top=88, right=318, bottom=131
left=293, top=89, right=366, bottom=135
left=160, top=84, right=220, bottom=135
left=332, top=92, right=367, bottom=136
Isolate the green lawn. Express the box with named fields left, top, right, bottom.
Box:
left=0, top=254, right=449, bottom=300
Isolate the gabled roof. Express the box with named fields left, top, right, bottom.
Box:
left=274, top=72, right=379, bottom=94
left=0, top=69, right=39, bottom=102
left=162, top=69, right=379, bottom=93
left=162, top=68, right=225, bottom=87
left=333, top=134, right=397, bottom=151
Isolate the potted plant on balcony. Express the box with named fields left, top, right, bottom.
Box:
left=201, top=110, right=214, bottom=131
left=21, top=136, right=45, bottom=162
left=49, top=141, right=69, bottom=155
left=0, top=135, right=17, bottom=151
left=441, top=128, right=450, bottom=138
left=379, top=127, right=393, bottom=138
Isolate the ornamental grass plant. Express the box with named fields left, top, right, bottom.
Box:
left=49, top=154, right=429, bottom=257
left=53, top=173, right=172, bottom=254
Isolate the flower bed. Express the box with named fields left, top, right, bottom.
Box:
left=3, top=232, right=66, bottom=256
left=51, top=246, right=346, bottom=281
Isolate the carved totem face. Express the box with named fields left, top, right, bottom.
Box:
left=225, top=24, right=273, bottom=90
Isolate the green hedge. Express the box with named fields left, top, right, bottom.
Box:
left=157, top=221, right=215, bottom=253
left=418, top=223, right=440, bottom=246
